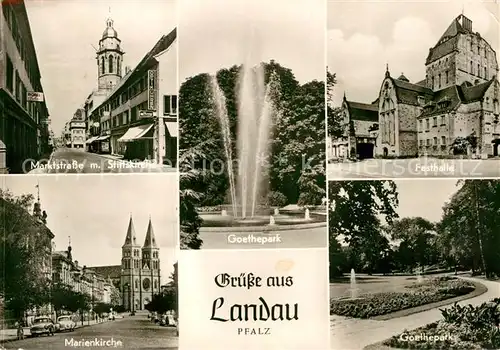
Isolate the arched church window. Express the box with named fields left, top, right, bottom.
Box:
left=109, top=55, right=114, bottom=74
left=101, top=57, right=105, bottom=74
left=117, top=57, right=121, bottom=75
left=135, top=280, right=138, bottom=289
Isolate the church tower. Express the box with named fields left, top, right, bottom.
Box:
left=425, top=14, right=498, bottom=91
left=96, top=16, right=125, bottom=91
left=140, top=218, right=160, bottom=309
left=120, top=215, right=141, bottom=311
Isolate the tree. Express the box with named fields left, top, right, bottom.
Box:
left=0, top=190, right=53, bottom=319
left=387, top=217, right=436, bottom=271
left=145, top=290, right=176, bottom=315
left=437, top=180, right=500, bottom=277
left=328, top=181, right=399, bottom=274
left=51, top=283, right=75, bottom=318
left=327, top=70, right=343, bottom=138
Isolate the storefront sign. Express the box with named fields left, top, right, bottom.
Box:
left=147, top=69, right=158, bottom=111
left=27, top=92, right=44, bottom=102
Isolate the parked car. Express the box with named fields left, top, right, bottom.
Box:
left=30, top=317, right=55, bottom=337
left=56, top=315, right=76, bottom=332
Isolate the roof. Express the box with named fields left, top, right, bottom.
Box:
left=419, top=79, right=495, bottom=117
left=393, top=78, right=434, bottom=105
left=459, top=79, right=495, bottom=103
left=426, top=15, right=473, bottom=64
left=88, top=265, right=122, bottom=280
left=346, top=100, right=378, bottom=122
left=123, top=216, right=139, bottom=247
left=143, top=218, right=158, bottom=248
left=420, top=85, right=461, bottom=117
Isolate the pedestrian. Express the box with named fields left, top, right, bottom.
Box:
left=16, top=319, right=24, bottom=340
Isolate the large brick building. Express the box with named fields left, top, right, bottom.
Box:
left=332, top=14, right=500, bottom=159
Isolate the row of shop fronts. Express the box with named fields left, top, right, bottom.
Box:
left=85, top=119, right=177, bottom=165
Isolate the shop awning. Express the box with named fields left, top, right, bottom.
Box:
left=118, top=124, right=154, bottom=142
left=96, top=135, right=110, bottom=141
left=165, top=121, right=178, bottom=138
left=85, top=136, right=98, bottom=144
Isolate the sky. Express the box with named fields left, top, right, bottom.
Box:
left=25, top=0, right=177, bottom=136
left=393, top=179, right=460, bottom=223
left=179, top=0, right=325, bottom=83
left=327, top=0, right=499, bottom=106
left=2, top=174, right=178, bottom=283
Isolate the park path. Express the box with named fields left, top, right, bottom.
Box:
left=330, top=277, right=500, bottom=350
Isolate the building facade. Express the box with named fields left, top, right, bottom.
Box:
left=0, top=1, right=51, bottom=173
left=330, top=95, right=379, bottom=159
left=69, top=108, right=85, bottom=149
left=52, top=245, right=120, bottom=307
left=335, top=14, right=500, bottom=159
left=83, top=22, right=177, bottom=165
left=120, top=216, right=161, bottom=311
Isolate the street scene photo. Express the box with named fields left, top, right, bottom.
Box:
left=179, top=0, right=327, bottom=250
left=0, top=0, right=178, bottom=174
left=0, top=174, right=179, bottom=349
left=328, top=179, right=500, bottom=349
left=327, top=0, right=500, bottom=178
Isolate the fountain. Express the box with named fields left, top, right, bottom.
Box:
left=305, top=208, right=311, bottom=220
left=269, top=216, right=275, bottom=226
left=349, top=269, right=358, bottom=299
left=416, top=267, right=423, bottom=283
left=198, top=31, right=327, bottom=231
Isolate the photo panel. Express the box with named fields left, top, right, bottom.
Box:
left=0, top=0, right=178, bottom=174
left=327, top=0, right=500, bottom=179
left=179, top=0, right=327, bottom=251
left=0, top=174, right=179, bottom=349
left=328, top=178, right=500, bottom=349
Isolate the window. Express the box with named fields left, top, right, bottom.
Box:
left=426, top=139, right=430, bottom=146
left=431, top=76, right=434, bottom=90
left=440, top=116, right=445, bottom=125
left=438, top=74, right=441, bottom=88
left=108, top=55, right=114, bottom=73
left=441, top=136, right=446, bottom=145
left=15, top=71, right=20, bottom=102
left=445, top=71, right=449, bottom=84
left=163, top=95, right=178, bottom=115
left=6, top=55, right=14, bottom=92
left=417, top=96, right=425, bottom=105
left=478, top=64, right=481, bottom=78
left=433, top=117, right=437, bottom=127
left=470, top=61, right=473, bottom=74
left=433, top=137, right=438, bottom=145
left=485, top=67, right=488, bottom=80
left=419, top=119, right=423, bottom=130
left=101, top=57, right=105, bottom=74
left=426, top=119, right=430, bottom=129
left=117, top=56, right=121, bottom=75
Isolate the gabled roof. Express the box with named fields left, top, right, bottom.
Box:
left=345, top=100, right=378, bottom=122
left=392, top=78, right=433, bottom=105
left=438, top=16, right=471, bottom=43
left=458, top=79, right=495, bottom=103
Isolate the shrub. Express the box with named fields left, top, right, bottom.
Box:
left=385, top=298, right=500, bottom=349
left=330, top=278, right=475, bottom=319
left=266, top=191, right=287, bottom=207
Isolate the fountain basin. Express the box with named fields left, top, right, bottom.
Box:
left=199, top=207, right=326, bottom=228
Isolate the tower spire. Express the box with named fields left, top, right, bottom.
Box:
left=143, top=217, right=158, bottom=248
left=122, top=216, right=139, bottom=247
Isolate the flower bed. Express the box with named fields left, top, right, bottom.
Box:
left=383, top=298, right=500, bottom=349
left=330, top=277, right=475, bottom=319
